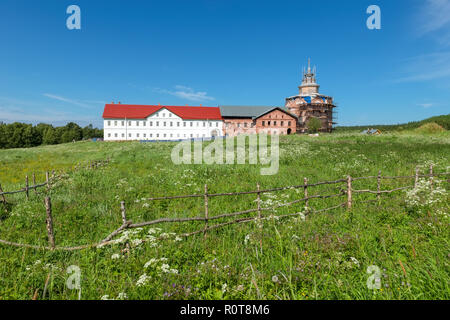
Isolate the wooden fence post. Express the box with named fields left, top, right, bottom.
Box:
left=304, top=177, right=309, bottom=209
left=377, top=170, right=381, bottom=201
left=44, top=197, right=55, bottom=250
left=347, top=175, right=352, bottom=210
left=414, top=167, right=419, bottom=189
left=120, top=201, right=127, bottom=224
left=257, top=183, right=262, bottom=250
left=33, top=173, right=37, bottom=194
left=429, top=164, right=434, bottom=191
left=0, top=183, right=7, bottom=204
left=25, top=175, right=29, bottom=200
left=203, top=184, right=209, bottom=239
left=46, top=171, right=50, bottom=192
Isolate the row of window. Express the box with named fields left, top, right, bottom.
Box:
left=107, top=132, right=210, bottom=139
left=261, top=120, right=291, bottom=127
left=227, top=121, right=292, bottom=128
left=107, top=120, right=219, bottom=128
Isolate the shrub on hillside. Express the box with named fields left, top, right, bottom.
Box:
left=415, top=122, right=445, bottom=134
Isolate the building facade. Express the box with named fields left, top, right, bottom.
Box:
left=103, top=104, right=223, bottom=141
left=285, top=59, right=336, bottom=133
left=219, top=106, right=297, bottom=137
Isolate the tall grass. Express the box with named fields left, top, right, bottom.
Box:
left=0, top=132, right=448, bottom=300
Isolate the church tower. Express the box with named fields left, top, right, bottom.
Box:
left=285, top=59, right=336, bottom=133
left=299, top=58, right=320, bottom=95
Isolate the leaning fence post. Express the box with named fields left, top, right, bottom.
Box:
left=203, top=184, right=209, bottom=239
left=120, top=201, right=127, bottom=224
left=0, top=183, right=7, bottom=204
left=304, top=177, right=309, bottom=209
left=429, top=164, right=434, bottom=191
left=46, top=171, right=50, bottom=192
left=414, top=167, right=419, bottom=189
left=257, top=183, right=262, bottom=250
left=25, top=175, right=29, bottom=200
left=347, top=175, right=352, bottom=210
left=44, top=197, right=55, bottom=250
left=33, top=173, right=37, bottom=194
left=377, top=170, right=381, bottom=201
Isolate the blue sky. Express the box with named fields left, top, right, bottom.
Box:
left=0, top=0, right=449, bottom=128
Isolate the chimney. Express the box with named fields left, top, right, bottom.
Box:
left=111, top=101, right=114, bottom=104
left=118, top=101, right=121, bottom=104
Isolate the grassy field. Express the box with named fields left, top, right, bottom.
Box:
left=0, top=131, right=449, bottom=300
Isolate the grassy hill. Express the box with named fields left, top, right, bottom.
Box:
left=335, top=114, right=450, bottom=133
left=0, top=132, right=448, bottom=300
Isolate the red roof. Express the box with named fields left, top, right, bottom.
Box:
left=102, top=104, right=222, bottom=120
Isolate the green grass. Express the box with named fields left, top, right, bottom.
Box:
left=0, top=131, right=449, bottom=300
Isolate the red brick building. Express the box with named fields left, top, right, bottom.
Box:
left=219, top=106, right=297, bottom=137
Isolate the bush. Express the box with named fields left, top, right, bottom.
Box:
left=415, top=122, right=445, bottom=134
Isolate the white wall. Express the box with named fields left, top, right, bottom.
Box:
left=103, top=108, right=224, bottom=141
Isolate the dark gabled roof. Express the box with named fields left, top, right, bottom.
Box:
left=219, top=106, right=297, bottom=120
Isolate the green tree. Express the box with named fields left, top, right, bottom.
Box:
left=307, top=117, right=322, bottom=133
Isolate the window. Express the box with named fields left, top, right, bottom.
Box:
left=170, top=122, right=173, bottom=127
left=143, top=122, right=146, bottom=126
left=114, top=133, right=118, bottom=137
left=121, top=133, right=124, bottom=138
left=196, top=122, right=199, bottom=127
left=183, top=122, right=186, bottom=127
left=136, top=121, right=139, bottom=126
left=107, top=121, right=111, bottom=126
left=163, top=134, right=167, bottom=138
left=169, top=113, right=172, bottom=117
left=177, top=122, right=180, bottom=127
left=244, top=123, right=247, bottom=128
left=128, top=121, right=131, bottom=126
left=288, top=121, right=291, bottom=126
left=274, top=121, right=277, bottom=126
left=156, top=133, right=159, bottom=138
left=203, top=122, right=206, bottom=127
left=137, top=133, right=140, bottom=138
left=108, top=133, right=111, bottom=137
left=216, top=122, right=218, bottom=127
left=129, top=133, right=131, bottom=137
left=237, top=123, right=240, bottom=128
left=162, top=113, right=165, bottom=117
left=143, top=133, right=146, bottom=138
left=268, top=121, right=271, bottom=126
left=150, top=134, right=153, bottom=137
left=149, top=121, right=153, bottom=126
left=114, top=121, right=117, bottom=126
left=281, top=121, right=284, bottom=126
left=163, top=122, right=166, bottom=127
left=156, top=121, right=159, bottom=126
left=121, top=121, right=124, bottom=126
left=262, top=121, right=265, bottom=126
left=170, top=134, right=173, bottom=137
left=190, top=134, right=193, bottom=138
left=190, top=122, right=193, bottom=127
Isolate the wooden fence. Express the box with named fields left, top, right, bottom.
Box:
left=0, top=164, right=448, bottom=252
left=0, top=159, right=110, bottom=203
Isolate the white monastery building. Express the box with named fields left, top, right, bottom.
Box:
left=103, top=103, right=224, bottom=141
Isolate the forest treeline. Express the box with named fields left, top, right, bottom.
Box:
left=0, top=122, right=103, bottom=149
left=335, top=114, right=450, bottom=132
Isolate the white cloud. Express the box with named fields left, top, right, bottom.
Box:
left=418, top=0, right=450, bottom=45
left=417, top=103, right=433, bottom=108
left=43, top=93, right=103, bottom=109
left=154, top=85, right=215, bottom=102
left=394, top=51, right=450, bottom=82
